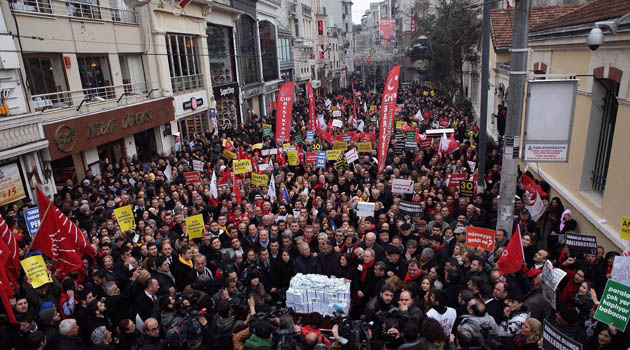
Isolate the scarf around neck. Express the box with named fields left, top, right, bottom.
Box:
left=361, top=258, right=375, bottom=282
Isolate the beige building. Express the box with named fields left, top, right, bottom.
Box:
left=465, top=0, right=630, bottom=251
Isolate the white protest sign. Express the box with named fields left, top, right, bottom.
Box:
left=357, top=202, right=375, bottom=217
left=345, top=149, right=359, bottom=163
left=164, top=165, right=172, bottom=180
left=332, top=119, right=343, bottom=127
left=611, top=256, right=630, bottom=286
left=259, top=163, right=269, bottom=171
left=261, top=149, right=269, bottom=156
left=192, top=159, right=204, bottom=172
left=541, top=260, right=567, bottom=309
left=391, top=179, right=414, bottom=194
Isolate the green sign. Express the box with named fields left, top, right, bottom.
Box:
left=594, top=279, right=630, bottom=331
left=293, top=133, right=303, bottom=144
left=262, top=124, right=272, bottom=138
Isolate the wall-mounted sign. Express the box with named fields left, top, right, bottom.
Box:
left=0, top=163, right=26, bottom=206
left=242, top=84, right=263, bottom=99
left=213, top=83, right=238, bottom=98
left=183, top=97, right=203, bottom=111
left=54, top=125, right=77, bottom=153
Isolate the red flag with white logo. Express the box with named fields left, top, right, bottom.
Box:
left=275, top=82, right=295, bottom=143
left=33, top=188, right=95, bottom=277
left=497, top=226, right=524, bottom=275
left=307, top=81, right=316, bottom=131
left=377, top=65, right=401, bottom=173
left=0, top=237, right=16, bottom=323
left=0, top=215, right=19, bottom=287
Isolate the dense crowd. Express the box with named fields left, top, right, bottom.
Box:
left=0, top=80, right=626, bottom=350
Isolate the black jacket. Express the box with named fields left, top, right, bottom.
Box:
left=294, top=254, right=321, bottom=275
left=271, top=260, right=294, bottom=289
left=170, top=258, right=193, bottom=291
left=56, top=335, right=86, bottom=350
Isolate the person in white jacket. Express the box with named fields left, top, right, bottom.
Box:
left=498, top=289, right=530, bottom=337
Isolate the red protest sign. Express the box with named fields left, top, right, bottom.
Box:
left=466, top=226, right=495, bottom=251
left=305, top=152, right=318, bottom=163
left=439, top=118, right=449, bottom=128
left=418, top=138, right=432, bottom=150
left=447, top=173, right=467, bottom=187
left=184, top=171, right=201, bottom=184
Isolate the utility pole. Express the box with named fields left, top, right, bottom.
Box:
left=496, top=0, right=530, bottom=235
left=476, top=0, right=490, bottom=191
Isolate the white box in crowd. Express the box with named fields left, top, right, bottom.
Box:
left=285, top=274, right=351, bottom=316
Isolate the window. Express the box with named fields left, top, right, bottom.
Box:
left=294, top=19, right=300, bottom=37
left=207, top=25, right=236, bottom=86
left=259, top=21, right=278, bottom=81
left=589, top=79, right=619, bottom=194
left=67, top=0, right=102, bottom=20
left=278, top=38, right=292, bottom=63
left=109, top=0, right=137, bottom=23
left=238, top=16, right=259, bottom=85
left=165, top=34, right=203, bottom=92
left=77, top=55, right=114, bottom=99
left=11, top=0, right=52, bottom=14
left=119, top=55, right=146, bottom=93
left=24, top=54, right=70, bottom=110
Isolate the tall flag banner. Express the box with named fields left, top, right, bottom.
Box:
left=232, top=172, right=242, bottom=206
left=268, top=173, right=277, bottom=203
left=275, top=81, right=295, bottom=143
left=307, top=81, right=316, bottom=131
left=33, top=188, right=95, bottom=277
left=0, top=237, right=16, bottom=323
left=0, top=215, right=19, bottom=286
left=497, top=225, right=525, bottom=275
left=377, top=65, right=401, bottom=173
left=350, top=80, right=358, bottom=128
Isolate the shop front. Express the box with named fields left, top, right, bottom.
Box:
left=242, top=84, right=264, bottom=121
left=213, top=83, right=239, bottom=130
left=43, top=98, right=174, bottom=184
left=263, top=81, right=281, bottom=117
left=174, top=91, right=210, bottom=142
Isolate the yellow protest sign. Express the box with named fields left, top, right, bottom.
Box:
left=369, top=105, right=377, bottom=113
left=430, top=90, right=435, bottom=96
left=327, top=150, right=342, bottom=160
left=423, top=91, right=428, bottom=96
left=357, top=142, right=373, bottom=152
left=251, top=173, right=268, bottom=186
left=396, top=121, right=407, bottom=129
left=186, top=214, right=205, bottom=239
left=622, top=216, right=630, bottom=240
left=233, top=159, right=252, bottom=174
left=252, top=143, right=263, bottom=150
left=20, top=255, right=52, bottom=289
left=283, top=143, right=291, bottom=148
left=287, top=150, right=299, bottom=166
left=333, top=141, right=348, bottom=150
left=113, top=205, right=136, bottom=232
left=222, top=149, right=236, bottom=160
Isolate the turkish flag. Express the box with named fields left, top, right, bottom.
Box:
left=497, top=226, right=524, bottom=275
left=307, top=81, right=316, bottom=131
left=377, top=65, right=401, bottom=173
left=522, top=174, right=548, bottom=198
left=0, top=215, right=19, bottom=287
left=33, top=188, right=95, bottom=277
left=0, top=238, right=16, bottom=323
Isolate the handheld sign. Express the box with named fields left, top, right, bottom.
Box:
left=357, top=202, right=375, bottom=217
left=20, top=255, right=53, bottom=289
left=391, top=179, right=414, bottom=194
left=184, top=171, right=202, bottom=184
left=357, top=142, right=372, bottom=152
left=233, top=159, right=253, bottom=174
left=460, top=180, right=474, bottom=198
left=622, top=216, right=630, bottom=240
left=465, top=226, right=495, bottom=251
left=114, top=205, right=136, bottom=232
left=186, top=214, right=205, bottom=239
left=24, top=207, right=40, bottom=237
left=594, top=279, right=630, bottom=331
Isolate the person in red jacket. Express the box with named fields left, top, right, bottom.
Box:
left=559, top=256, right=585, bottom=307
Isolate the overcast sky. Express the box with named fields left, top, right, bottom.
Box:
left=352, top=0, right=372, bottom=24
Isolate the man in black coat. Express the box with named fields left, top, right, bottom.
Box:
left=294, top=242, right=321, bottom=275
left=385, top=244, right=408, bottom=280
left=57, top=319, right=86, bottom=350
left=429, top=234, right=450, bottom=267
left=171, top=245, right=194, bottom=291
left=132, top=277, right=161, bottom=322
left=317, top=240, right=340, bottom=277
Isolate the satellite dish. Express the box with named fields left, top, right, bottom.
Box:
left=123, top=0, right=149, bottom=8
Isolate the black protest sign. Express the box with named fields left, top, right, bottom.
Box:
left=399, top=200, right=423, bottom=217
left=565, top=233, right=597, bottom=255
left=460, top=180, right=474, bottom=198
left=542, top=321, right=582, bottom=350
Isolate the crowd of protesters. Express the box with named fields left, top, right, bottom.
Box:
left=0, top=79, right=626, bottom=350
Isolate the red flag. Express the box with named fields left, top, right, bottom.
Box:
left=276, top=150, right=286, bottom=166
left=232, top=172, right=242, bottom=206
left=217, top=169, right=231, bottom=186
left=522, top=174, right=547, bottom=198
left=0, top=215, right=19, bottom=287
left=377, top=65, right=401, bottom=172
left=33, top=188, right=95, bottom=277
left=224, top=139, right=236, bottom=152
left=275, top=81, right=295, bottom=143
left=351, top=80, right=358, bottom=128
left=422, top=110, right=432, bottom=120
left=0, top=237, right=16, bottom=323
left=307, top=81, right=316, bottom=131
left=497, top=226, right=524, bottom=275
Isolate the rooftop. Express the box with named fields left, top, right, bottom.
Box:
left=532, top=0, right=630, bottom=32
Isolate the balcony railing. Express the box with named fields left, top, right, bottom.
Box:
left=30, top=82, right=148, bottom=111
left=11, top=0, right=137, bottom=24
left=171, top=74, right=204, bottom=93
left=289, top=3, right=297, bottom=14
left=302, top=4, right=312, bottom=17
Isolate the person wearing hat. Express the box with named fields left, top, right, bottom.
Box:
left=385, top=243, right=408, bottom=279
left=514, top=208, right=537, bottom=242
left=497, top=287, right=530, bottom=337
left=549, top=302, right=587, bottom=345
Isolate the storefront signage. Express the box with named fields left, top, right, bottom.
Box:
left=183, top=97, right=204, bottom=111
left=264, top=82, right=281, bottom=94
left=0, top=163, right=26, bottom=206
left=242, top=84, right=263, bottom=99
left=213, top=83, right=238, bottom=99
left=54, top=125, right=77, bottom=152
left=44, top=98, right=174, bottom=160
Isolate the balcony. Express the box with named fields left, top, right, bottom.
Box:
left=289, top=2, right=297, bottom=15
left=30, top=82, right=148, bottom=111
left=10, top=0, right=138, bottom=24
left=0, top=114, right=47, bottom=157
left=171, top=74, right=204, bottom=93
left=302, top=4, right=312, bottom=17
